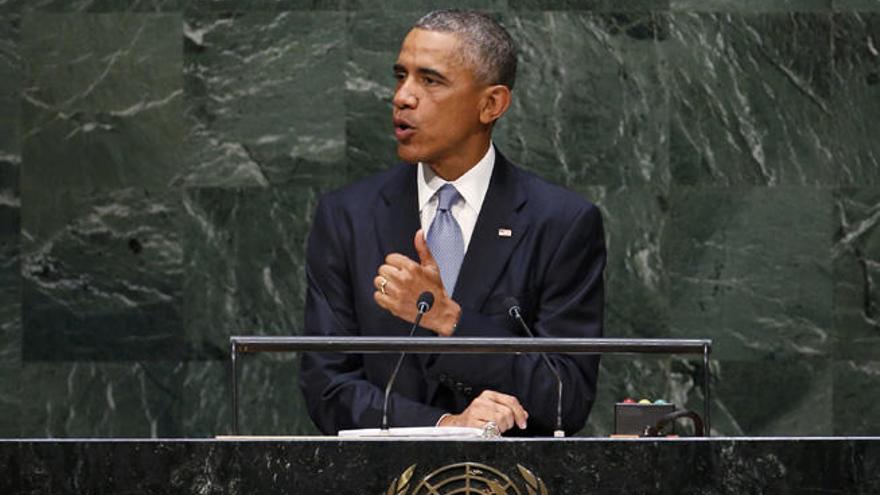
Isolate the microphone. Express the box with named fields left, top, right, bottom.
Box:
left=381, top=291, right=434, bottom=431
left=416, top=291, right=434, bottom=313
left=504, top=297, right=565, bottom=438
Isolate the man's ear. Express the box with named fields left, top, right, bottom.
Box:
left=479, top=85, right=512, bottom=125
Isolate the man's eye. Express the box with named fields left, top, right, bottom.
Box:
left=423, top=77, right=437, bottom=85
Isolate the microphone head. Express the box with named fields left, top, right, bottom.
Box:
left=504, top=297, right=521, bottom=318
left=417, top=291, right=434, bottom=312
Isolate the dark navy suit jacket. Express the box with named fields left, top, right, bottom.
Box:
left=298, top=150, right=606, bottom=436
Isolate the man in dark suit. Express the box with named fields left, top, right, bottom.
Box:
left=299, top=10, right=605, bottom=436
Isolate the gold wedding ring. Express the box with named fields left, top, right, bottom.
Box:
left=379, top=276, right=388, bottom=295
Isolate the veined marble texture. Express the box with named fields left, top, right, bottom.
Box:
left=664, top=187, right=833, bottom=360
left=833, top=188, right=880, bottom=358
left=21, top=187, right=183, bottom=361
left=0, top=13, right=21, bottom=438
left=668, top=13, right=837, bottom=186
left=499, top=12, right=670, bottom=188
left=20, top=13, right=183, bottom=190
left=182, top=357, right=319, bottom=436
left=18, top=361, right=183, bottom=437
left=182, top=186, right=319, bottom=357
left=509, top=0, right=670, bottom=10
left=0, top=3, right=877, bottom=439
left=836, top=0, right=880, bottom=11
left=832, top=13, right=880, bottom=184
left=181, top=11, right=346, bottom=187
left=9, top=0, right=183, bottom=12
left=670, top=0, right=833, bottom=12
left=834, top=360, right=880, bottom=435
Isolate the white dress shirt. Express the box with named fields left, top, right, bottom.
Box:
left=417, top=144, right=495, bottom=253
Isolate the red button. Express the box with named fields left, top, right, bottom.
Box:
left=623, top=398, right=636, bottom=403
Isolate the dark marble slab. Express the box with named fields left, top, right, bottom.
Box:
left=834, top=0, right=880, bottom=11
left=713, top=358, right=833, bottom=435
left=667, top=13, right=835, bottom=186
left=0, top=15, right=18, bottom=153
left=184, top=0, right=344, bottom=13
left=0, top=13, right=21, bottom=438
left=0, top=442, right=19, bottom=495
left=17, top=362, right=183, bottom=437
left=671, top=0, right=832, bottom=11
left=3, top=438, right=880, bottom=493
left=181, top=186, right=321, bottom=358
left=21, top=187, right=183, bottom=361
left=834, top=360, right=880, bottom=435
left=663, top=187, right=832, bottom=360
left=498, top=12, right=669, bottom=188
left=509, top=0, right=670, bottom=11
left=20, top=12, right=183, bottom=191
left=181, top=11, right=346, bottom=187
left=183, top=358, right=319, bottom=437
left=833, top=188, right=880, bottom=359
left=14, top=0, right=184, bottom=11
left=582, top=186, right=672, bottom=339
left=18, top=0, right=184, bottom=365
left=185, top=0, right=510, bottom=13
left=0, top=193, right=20, bottom=434
left=831, top=13, right=880, bottom=184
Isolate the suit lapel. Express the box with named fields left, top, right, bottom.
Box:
left=376, top=165, right=434, bottom=374
left=453, top=153, right=529, bottom=312
left=376, top=165, right=420, bottom=262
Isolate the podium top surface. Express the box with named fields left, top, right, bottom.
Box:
left=230, top=336, right=713, bottom=355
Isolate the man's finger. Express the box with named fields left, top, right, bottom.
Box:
left=413, top=229, right=437, bottom=267
left=385, top=253, right=419, bottom=271
left=486, top=403, right=516, bottom=432
left=470, top=396, right=515, bottom=432
left=377, top=264, right=405, bottom=285
left=373, top=290, right=392, bottom=310
left=482, top=390, right=528, bottom=429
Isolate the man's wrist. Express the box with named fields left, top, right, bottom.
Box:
left=441, top=301, right=461, bottom=336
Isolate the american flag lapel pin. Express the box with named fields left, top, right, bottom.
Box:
left=498, top=228, right=512, bottom=238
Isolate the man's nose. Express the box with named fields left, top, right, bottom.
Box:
left=392, top=80, right=417, bottom=109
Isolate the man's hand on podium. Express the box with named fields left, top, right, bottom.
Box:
left=438, top=390, right=529, bottom=434
left=374, top=229, right=462, bottom=336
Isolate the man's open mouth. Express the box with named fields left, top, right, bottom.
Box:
left=394, top=119, right=416, bottom=139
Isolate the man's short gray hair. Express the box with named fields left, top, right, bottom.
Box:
left=414, top=10, right=518, bottom=90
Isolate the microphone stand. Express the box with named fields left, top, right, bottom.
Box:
left=506, top=299, right=565, bottom=438
left=381, top=292, right=434, bottom=431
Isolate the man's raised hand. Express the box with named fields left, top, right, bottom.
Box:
left=373, top=229, right=461, bottom=335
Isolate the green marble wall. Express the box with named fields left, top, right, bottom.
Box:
left=0, top=0, right=877, bottom=438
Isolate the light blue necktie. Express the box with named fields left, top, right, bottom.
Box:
left=427, top=184, right=464, bottom=296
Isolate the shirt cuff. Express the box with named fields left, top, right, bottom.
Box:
left=435, top=413, right=451, bottom=427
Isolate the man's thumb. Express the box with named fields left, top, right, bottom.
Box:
left=414, top=229, right=436, bottom=267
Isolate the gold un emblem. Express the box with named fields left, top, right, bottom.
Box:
left=386, top=462, right=549, bottom=495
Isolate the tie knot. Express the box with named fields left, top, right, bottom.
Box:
left=435, top=184, right=461, bottom=212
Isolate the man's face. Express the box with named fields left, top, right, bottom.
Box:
left=392, top=29, right=487, bottom=166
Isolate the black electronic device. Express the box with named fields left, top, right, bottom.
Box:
left=614, top=401, right=676, bottom=436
